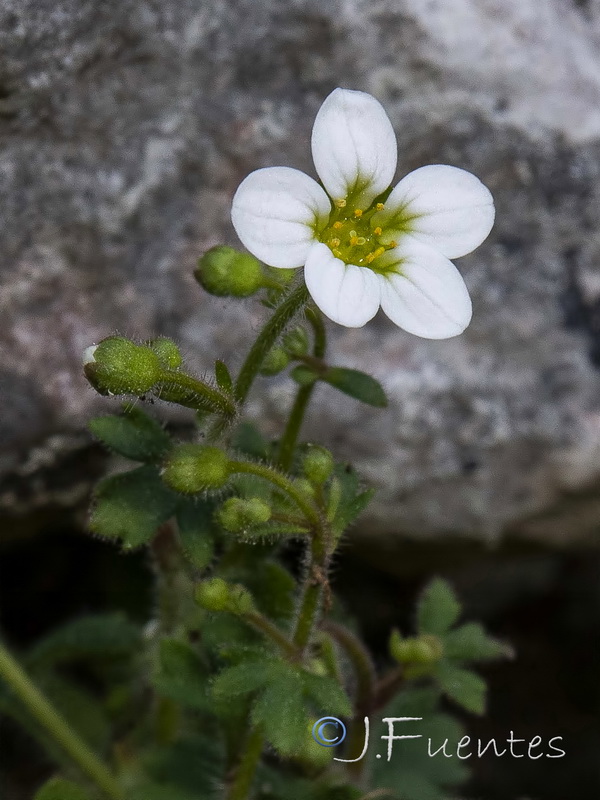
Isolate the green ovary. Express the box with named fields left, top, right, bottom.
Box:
left=317, top=199, right=415, bottom=273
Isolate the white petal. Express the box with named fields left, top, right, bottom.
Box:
left=83, top=345, right=98, bottom=365
left=311, top=88, right=397, bottom=210
left=304, top=242, right=381, bottom=328
left=377, top=238, right=472, bottom=339
left=376, top=165, right=495, bottom=259
left=231, top=166, right=331, bottom=268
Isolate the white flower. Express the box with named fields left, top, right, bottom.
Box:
left=231, top=88, right=495, bottom=338
left=83, top=344, right=98, bottom=365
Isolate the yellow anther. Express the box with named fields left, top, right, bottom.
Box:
left=373, top=226, right=382, bottom=236
left=335, top=198, right=347, bottom=208
left=329, top=237, right=341, bottom=248
left=388, top=241, right=397, bottom=248
left=332, top=248, right=342, bottom=258
left=372, top=246, right=386, bottom=259
left=354, top=208, right=363, bottom=218
left=365, top=253, right=375, bottom=264
left=356, top=236, right=366, bottom=245
left=333, top=221, right=343, bottom=230
left=376, top=202, right=385, bottom=210
left=350, top=236, right=359, bottom=247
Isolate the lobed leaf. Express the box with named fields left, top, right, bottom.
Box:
left=90, top=465, right=178, bottom=548
left=417, top=578, right=461, bottom=636
left=89, top=406, right=171, bottom=462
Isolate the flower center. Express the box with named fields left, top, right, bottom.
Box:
left=319, top=199, right=400, bottom=270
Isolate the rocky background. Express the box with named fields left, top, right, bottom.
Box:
left=4, top=1, right=600, bottom=799
left=3, top=0, right=600, bottom=544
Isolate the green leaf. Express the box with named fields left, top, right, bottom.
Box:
left=435, top=662, right=487, bottom=714
left=417, top=578, right=461, bottom=636
left=301, top=672, right=352, bottom=717
left=322, top=367, right=387, bottom=407
left=176, top=499, right=216, bottom=569
left=89, top=406, right=171, bottom=462
left=252, top=673, right=307, bottom=756
left=34, top=778, right=91, bottom=800
left=331, top=465, right=374, bottom=535
left=370, top=687, right=469, bottom=799
left=443, top=622, right=512, bottom=663
left=243, top=561, right=296, bottom=622
left=144, top=734, right=223, bottom=799
left=153, top=640, right=208, bottom=710
left=231, top=422, right=272, bottom=460
left=215, top=360, right=234, bottom=394
left=211, top=658, right=276, bottom=700
left=90, top=465, right=178, bottom=548
left=27, top=613, right=140, bottom=667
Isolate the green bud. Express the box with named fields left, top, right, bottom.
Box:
left=83, top=336, right=162, bottom=396
left=195, top=577, right=254, bottom=615
left=260, top=347, right=290, bottom=376
left=195, top=246, right=264, bottom=297
left=282, top=326, right=309, bottom=357
left=390, top=630, right=444, bottom=665
left=302, top=445, right=334, bottom=484
left=217, top=497, right=271, bottom=532
left=292, top=477, right=316, bottom=499
left=162, top=444, right=230, bottom=494
left=195, top=577, right=230, bottom=611
left=147, top=337, right=183, bottom=369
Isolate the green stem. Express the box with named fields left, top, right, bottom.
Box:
left=225, top=726, right=264, bottom=800
left=320, top=620, right=375, bottom=773
left=277, top=307, right=327, bottom=471
left=292, top=535, right=328, bottom=652
left=235, top=283, right=309, bottom=405
left=228, top=459, right=319, bottom=526
left=0, top=640, right=124, bottom=800
left=244, top=611, right=299, bottom=659
left=155, top=369, right=236, bottom=417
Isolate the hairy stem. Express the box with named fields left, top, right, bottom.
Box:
left=155, top=369, right=236, bottom=417
left=225, top=726, right=264, bottom=800
left=228, top=459, right=320, bottom=526
left=235, top=283, right=309, bottom=405
left=277, top=307, right=327, bottom=471
left=0, top=640, right=124, bottom=800
left=320, top=620, right=376, bottom=774
left=244, top=611, right=299, bottom=659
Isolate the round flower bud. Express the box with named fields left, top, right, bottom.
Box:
left=162, top=444, right=230, bottom=494
left=282, top=326, right=310, bottom=357
left=260, top=347, right=290, bottom=376
left=195, top=577, right=230, bottom=611
left=302, top=445, right=334, bottom=484
left=195, top=578, right=254, bottom=615
left=147, top=337, right=183, bottom=369
left=195, top=246, right=264, bottom=298
left=83, top=336, right=162, bottom=396
left=217, top=497, right=271, bottom=532
left=390, top=630, right=443, bottom=665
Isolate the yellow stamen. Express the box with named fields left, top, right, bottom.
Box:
left=349, top=230, right=357, bottom=238
left=356, top=236, right=366, bottom=245
left=354, top=208, right=363, bottom=218
left=329, top=237, right=341, bottom=248
left=376, top=202, right=385, bottom=210
left=373, top=226, right=382, bottom=236
left=333, top=221, right=343, bottom=230
left=372, top=246, right=386, bottom=259
left=332, top=248, right=342, bottom=258
left=388, top=241, right=397, bottom=248
left=335, top=198, right=347, bottom=208
left=350, top=236, right=359, bottom=247
left=365, top=253, right=375, bottom=264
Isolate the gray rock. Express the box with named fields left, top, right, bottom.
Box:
left=3, top=0, right=600, bottom=543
